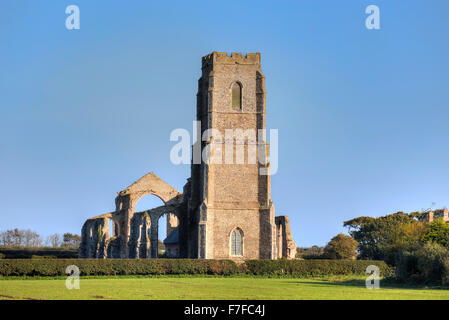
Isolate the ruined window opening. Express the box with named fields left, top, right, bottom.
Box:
left=231, top=82, right=242, bottom=110
left=135, top=194, right=164, bottom=213
left=230, top=228, right=243, bottom=256
left=157, top=213, right=167, bottom=257
left=108, top=218, right=114, bottom=238
left=139, top=224, right=144, bottom=241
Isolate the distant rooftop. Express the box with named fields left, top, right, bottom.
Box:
left=163, top=228, right=179, bottom=244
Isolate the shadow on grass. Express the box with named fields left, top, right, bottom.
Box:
left=285, top=278, right=449, bottom=291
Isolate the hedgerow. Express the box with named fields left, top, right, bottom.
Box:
left=0, top=248, right=78, bottom=259
left=0, top=259, right=239, bottom=276
left=244, top=259, right=392, bottom=277
left=0, top=258, right=391, bottom=277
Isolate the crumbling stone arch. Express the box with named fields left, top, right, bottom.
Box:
left=114, top=172, right=182, bottom=248
left=80, top=212, right=116, bottom=258
left=115, top=172, right=181, bottom=211
left=147, top=204, right=182, bottom=258
left=79, top=172, right=184, bottom=259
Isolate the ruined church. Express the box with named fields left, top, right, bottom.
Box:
left=79, top=52, right=296, bottom=260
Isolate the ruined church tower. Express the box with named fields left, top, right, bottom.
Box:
left=79, top=52, right=296, bottom=260
left=184, top=52, right=277, bottom=259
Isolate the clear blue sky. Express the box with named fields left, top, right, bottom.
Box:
left=1, top=0, right=448, bottom=246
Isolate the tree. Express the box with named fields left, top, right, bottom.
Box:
left=46, top=234, right=62, bottom=247
left=380, top=221, right=429, bottom=264
left=0, top=231, right=11, bottom=247
left=324, top=234, right=359, bottom=260
left=62, top=233, right=81, bottom=248
left=422, top=218, right=449, bottom=248
left=11, top=228, right=25, bottom=247
left=295, top=246, right=325, bottom=259
left=0, top=229, right=78, bottom=248
left=395, top=242, right=449, bottom=285
left=23, top=229, right=43, bottom=248
left=0, top=229, right=44, bottom=248
left=157, top=240, right=166, bottom=256
left=344, top=212, right=419, bottom=260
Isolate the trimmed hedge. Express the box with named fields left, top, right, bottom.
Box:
left=0, top=248, right=78, bottom=259
left=0, top=259, right=240, bottom=277
left=0, top=258, right=392, bottom=277
left=244, top=259, right=392, bottom=277
left=31, top=255, right=57, bottom=259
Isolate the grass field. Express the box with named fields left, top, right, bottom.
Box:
left=1, top=276, right=449, bottom=300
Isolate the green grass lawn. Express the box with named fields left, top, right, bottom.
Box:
left=1, top=276, right=449, bottom=300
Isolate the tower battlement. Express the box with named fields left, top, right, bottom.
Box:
left=202, top=51, right=261, bottom=69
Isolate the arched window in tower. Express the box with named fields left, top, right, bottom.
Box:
left=230, top=228, right=243, bottom=256
left=231, top=82, right=242, bottom=110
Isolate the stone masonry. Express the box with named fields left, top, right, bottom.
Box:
left=79, top=52, right=296, bottom=259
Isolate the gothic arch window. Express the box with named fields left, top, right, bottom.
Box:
left=230, top=228, right=243, bottom=256
left=231, top=82, right=242, bottom=110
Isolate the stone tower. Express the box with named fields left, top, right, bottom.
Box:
left=184, top=52, right=277, bottom=259
left=79, top=52, right=296, bottom=260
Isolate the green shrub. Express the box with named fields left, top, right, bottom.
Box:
left=31, top=255, right=57, bottom=259
left=395, top=242, right=449, bottom=285
left=0, top=259, right=240, bottom=277
left=0, top=258, right=391, bottom=277
left=0, top=248, right=78, bottom=259
left=422, top=219, right=449, bottom=247
left=244, top=259, right=392, bottom=277
left=0, top=253, right=4, bottom=259
left=324, top=234, right=359, bottom=260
